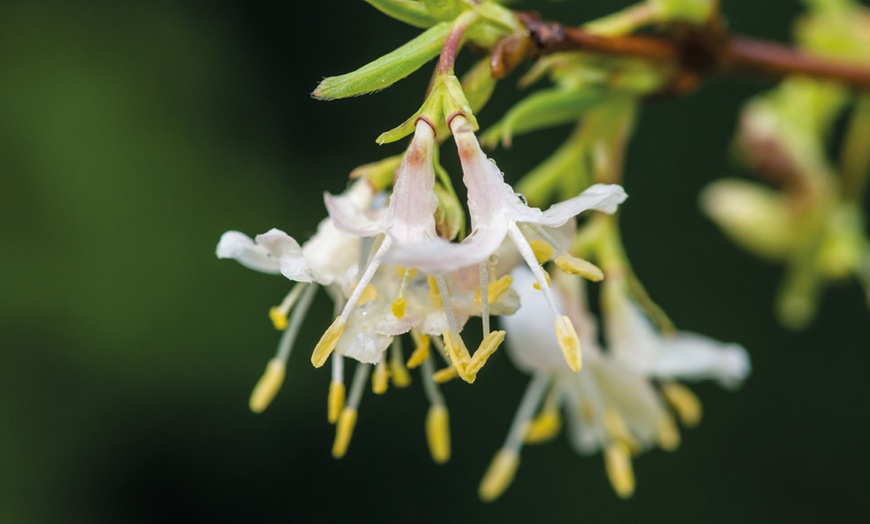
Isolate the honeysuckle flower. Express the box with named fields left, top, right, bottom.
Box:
left=479, top=267, right=751, bottom=501
left=387, top=114, right=628, bottom=372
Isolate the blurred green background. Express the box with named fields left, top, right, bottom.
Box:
left=1, top=1, right=868, bottom=522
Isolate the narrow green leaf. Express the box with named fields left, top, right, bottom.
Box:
left=313, top=22, right=451, bottom=100
left=364, top=0, right=441, bottom=29
left=480, top=87, right=605, bottom=147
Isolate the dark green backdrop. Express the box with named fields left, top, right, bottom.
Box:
left=1, top=1, right=867, bottom=522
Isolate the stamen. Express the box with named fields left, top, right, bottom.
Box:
left=466, top=330, right=506, bottom=379
left=250, top=284, right=319, bottom=413
left=332, top=362, right=371, bottom=459
left=604, top=442, right=635, bottom=498
left=433, top=366, right=459, bottom=384
left=481, top=372, right=550, bottom=501
left=477, top=274, right=514, bottom=305
left=525, top=385, right=562, bottom=444
left=603, top=410, right=639, bottom=454
left=529, top=239, right=555, bottom=264
left=532, top=269, right=552, bottom=290
left=389, top=338, right=411, bottom=388
left=441, top=331, right=471, bottom=379
left=391, top=267, right=412, bottom=318
left=311, top=316, right=347, bottom=368
left=554, top=254, right=605, bottom=281
left=555, top=315, right=582, bottom=372
left=525, top=411, right=562, bottom=444
left=427, top=275, right=442, bottom=307
left=249, top=358, right=286, bottom=414
left=479, top=449, right=520, bottom=502
left=656, top=414, right=681, bottom=451
left=661, top=382, right=702, bottom=427
left=372, top=354, right=390, bottom=395
left=426, top=405, right=451, bottom=464
left=479, top=261, right=491, bottom=337
left=268, top=282, right=307, bottom=331
left=421, top=357, right=451, bottom=464
left=406, top=331, right=431, bottom=369
left=328, top=354, right=345, bottom=424
left=356, top=284, right=378, bottom=305
left=315, top=237, right=393, bottom=368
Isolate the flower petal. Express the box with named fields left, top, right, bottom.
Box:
left=383, top=223, right=509, bottom=273
left=646, top=333, right=751, bottom=389
left=324, top=191, right=389, bottom=237
left=532, top=184, right=628, bottom=228
left=217, top=229, right=296, bottom=275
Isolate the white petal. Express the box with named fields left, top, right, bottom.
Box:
left=216, top=229, right=290, bottom=274
left=323, top=191, right=388, bottom=237
left=649, top=333, right=751, bottom=389
left=335, top=322, right=392, bottom=364
left=387, top=121, right=438, bottom=243
left=533, top=184, right=628, bottom=228
left=301, top=218, right=361, bottom=285
left=383, top=224, right=508, bottom=273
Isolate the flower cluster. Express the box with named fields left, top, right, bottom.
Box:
left=214, top=0, right=762, bottom=502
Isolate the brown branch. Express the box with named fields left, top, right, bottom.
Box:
left=495, top=12, right=870, bottom=93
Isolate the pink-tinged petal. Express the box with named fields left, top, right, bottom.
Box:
left=383, top=223, right=509, bottom=273
left=217, top=229, right=296, bottom=275
left=451, top=116, right=519, bottom=230
left=532, top=184, right=628, bottom=228
left=388, top=121, right=438, bottom=243
left=324, top=191, right=388, bottom=237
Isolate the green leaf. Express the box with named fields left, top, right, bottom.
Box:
left=481, top=87, right=605, bottom=147
left=364, top=0, right=441, bottom=29
left=313, top=22, right=451, bottom=100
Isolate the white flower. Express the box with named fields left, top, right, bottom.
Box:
left=386, top=114, right=627, bottom=372
left=479, top=267, right=751, bottom=502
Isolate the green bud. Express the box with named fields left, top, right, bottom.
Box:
left=461, top=57, right=497, bottom=115
left=434, top=182, right=465, bottom=241
left=420, top=0, right=465, bottom=21
left=648, top=0, right=715, bottom=24
left=313, top=21, right=451, bottom=100
left=350, top=155, right=403, bottom=191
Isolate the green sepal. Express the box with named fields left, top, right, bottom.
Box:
left=312, top=22, right=451, bottom=100
left=481, top=87, right=604, bottom=148
left=648, top=0, right=715, bottom=24
left=350, top=154, right=404, bottom=191
left=377, top=74, right=476, bottom=144
left=364, top=0, right=442, bottom=29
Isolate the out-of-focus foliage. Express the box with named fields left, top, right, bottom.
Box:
left=1, top=1, right=868, bottom=522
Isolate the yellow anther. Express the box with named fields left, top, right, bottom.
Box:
left=479, top=449, right=520, bottom=502
left=529, top=239, right=555, bottom=264
left=555, top=316, right=582, bottom=372
left=389, top=357, right=412, bottom=388
left=426, top=404, right=451, bottom=464
left=603, top=410, right=639, bottom=454
left=554, top=254, right=604, bottom=281
left=395, top=266, right=417, bottom=279
left=391, top=297, right=407, bottom=318
left=372, top=359, right=389, bottom=395
left=525, top=411, right=562, bottom=444
left=268, top=306, right=288, bottom=331
left=311, top=317, right=346, bottom=368
left=356, top=284, right=378, bottom=305
left=332, top=408, right=358, bottom=459
left=604, top=442, right=635, bottom=499
left=427, top=275, right=442, bottom=307
left=406, top=333, right=431, bottom=369
left=476, top=274, right=514, bottom=305
left=433, top=366, right=459, bottom=383
left=249, top=358, right=286, bottom=414
left=466, top=330, right=506, bottom=378
left=442, top=331, right=471, bottom=369
left=656, top=414, right=681, bottom=451
left=661, top=382, right=703, bottom=427
left=327, top=381, right=345, bottom=424
left=532, top=269, right=552, bottom=290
